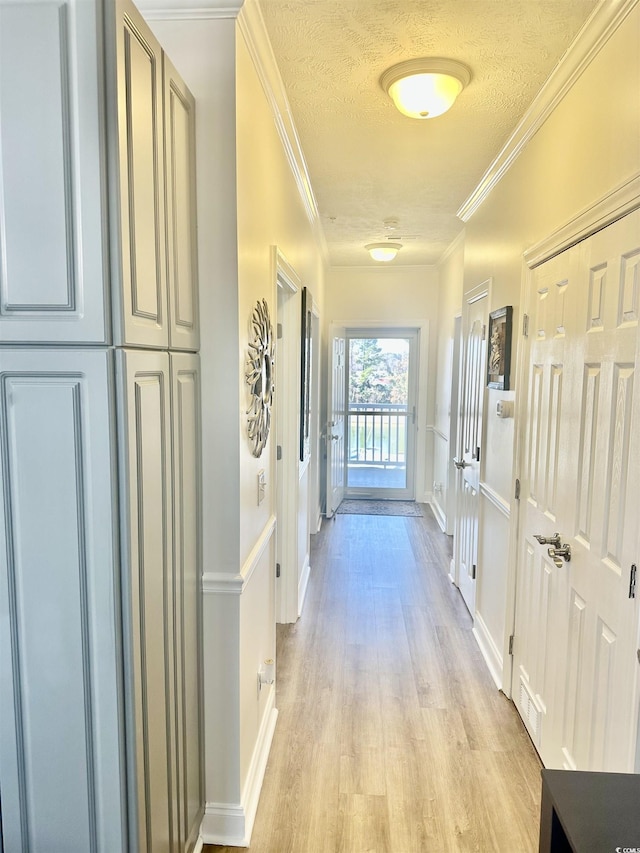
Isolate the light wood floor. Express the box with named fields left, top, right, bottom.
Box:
left=206, top=509, right=542, bottom=852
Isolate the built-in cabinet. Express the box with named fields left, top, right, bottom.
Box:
left=0, top=1, right=202, bottom=851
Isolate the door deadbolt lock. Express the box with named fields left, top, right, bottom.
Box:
left=547, top=544, right=571, bottom=568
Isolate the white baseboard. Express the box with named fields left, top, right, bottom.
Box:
left=200, top=690, right=278, bottom=847
left=298, top=554, right=311, bottom=616
left=192, top=837, right=204, bottom=853
left=472, top=611, right=504, bottom=691
left=418, top=489, right=433, bottom=506
left=448, top=558, right=457, bottom=586
left=429, top=497, right=446, bottom=532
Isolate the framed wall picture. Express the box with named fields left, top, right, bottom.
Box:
left=300, top=287, right=312, bottom=460
left=487, top=305, right=513, bottom=390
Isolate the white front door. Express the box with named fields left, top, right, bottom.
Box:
left=514, top=209, right=640, bottom=771
left=454, top=286, right=489, bottom=615
left=326, top=326, right=346, bottom=517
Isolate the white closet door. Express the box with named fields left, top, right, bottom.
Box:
left=170, top=353, right=203, bottom=852
left=112, top=0, right=168, bottom=348
left=164, top=57, right=199, bottom=352
left=0, top=349, right=125, bottom=852
left=117, top=349, right=174, bottom=853
left=0, top=1, right=108, bottom=343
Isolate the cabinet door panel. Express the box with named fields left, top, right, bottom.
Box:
left=114, top=0, right=167, bottom=348
left=0, top=1, right=108, bottom=343
left=0, top=349, right=125, bottom=852
left=165, top=57, right=199, bottom=352
left=117, top=349, right=174, bottom=853
left=170, top=353, right=203, bottom=851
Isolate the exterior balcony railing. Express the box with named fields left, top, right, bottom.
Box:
left=348, top=402, right=407, bottom=469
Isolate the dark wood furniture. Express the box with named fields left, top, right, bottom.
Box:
left=539, top=768, right=640, bottom=852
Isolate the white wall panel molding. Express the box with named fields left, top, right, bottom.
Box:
left=237, top=0, right=329, bottom=263
left=479, top=481, right=511, bottom=519
left=473, top=613, right=504, bottom=690
left=524, top=170, right=640, bottom=268
left=202, top=515, right=275, bottom=595
left=136, top=0, right=245, bottom=20
left=200, top=688, right=277, bottom=846
left=457, top=0, right=640, bottom=222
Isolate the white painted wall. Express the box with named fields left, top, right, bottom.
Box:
left=325, top=265, right=440, bottom=505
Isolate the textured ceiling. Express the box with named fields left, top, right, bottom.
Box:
left=259, top=0, right=599, bottom=266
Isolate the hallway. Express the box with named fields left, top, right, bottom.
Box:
left=207, top=508, right=542, bottom=852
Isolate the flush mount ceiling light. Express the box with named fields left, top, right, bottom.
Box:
left=365, top=242, right=402, bottom=262
left=380, top=58, right=471, bottom=119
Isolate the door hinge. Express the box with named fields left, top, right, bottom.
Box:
left=277, top=323, right=283, bottom=339
left=475, top=446, right=481, bottom=463
left=276, top=562, right=281, bottom=578
left=515, top=478, right=521, bottom=500
left=471, top=563, right=477, bottom=580
left=629, top=563, right=637, bottom=599
left=277, top=445, right=282, bottom=461
left=509, top=635, right=514, bottom=656
left=522, top=313, right=529, bottom=337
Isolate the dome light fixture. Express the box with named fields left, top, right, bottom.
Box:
left=380, top=58, right=471, bottom=120
left=365, top=242, right=402, bottom=262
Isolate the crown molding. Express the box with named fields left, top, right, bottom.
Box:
left=437, top=229, right=466, bottom=267
left=457, top=0, right=639, bottom=222
left=135, top=0, right=244, bottom=20
left=524, top=170, right=640, bottom=268
left=238, top=0, right=329, bottom=264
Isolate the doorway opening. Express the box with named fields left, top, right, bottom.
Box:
left=345, top=329, right=418, bottom=501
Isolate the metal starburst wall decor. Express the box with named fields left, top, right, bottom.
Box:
left=245, top=299, right=275, bottom=457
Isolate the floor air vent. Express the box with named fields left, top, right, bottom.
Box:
left=519, top=677, right=541, bottom=742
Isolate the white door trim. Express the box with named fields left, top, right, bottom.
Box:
left=273, top=248, right=300, bottom=624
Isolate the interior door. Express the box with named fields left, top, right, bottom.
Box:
left=326, top=326, right=346, bottom=517
left=454, top=288, right=488, bottom=615
left=514, top=209, right=640, bottom=772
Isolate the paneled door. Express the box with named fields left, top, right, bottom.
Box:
left=454, top=285, right=488, bottom=615
left=113, top=0, right=168, bottom=348
left=117, top=349, right=174, bottom=853
left=0, top=0, right=108, bottom=343
left=326, top=326, right=346, bottom=517
left=0, top=349, right=125, bottom=852
left=169, top=353, right=204, bottom=851
left=514, top=210, right=640, bottom=771
left=164, top=55, right=199, bottom=352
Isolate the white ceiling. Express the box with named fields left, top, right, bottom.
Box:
left=259, top=0, right=600, bottom=266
